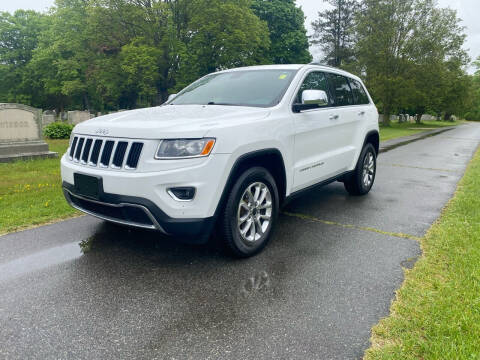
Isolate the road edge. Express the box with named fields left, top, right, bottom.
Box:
left=379, top=126, right=456, bottom=153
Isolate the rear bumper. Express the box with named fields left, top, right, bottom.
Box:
left=63, top=182, right=215, bottom=238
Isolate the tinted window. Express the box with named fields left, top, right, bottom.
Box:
left=295, top=71, right=331, bottom=104
left=350, top=79, right=370, bottom=105
left=326, top=73, right=354, bottom=106
left=170, top=70, right=296, bottom=108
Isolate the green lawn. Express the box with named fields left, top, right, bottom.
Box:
left=0, top=139, right=79, bottom=235
left=380, top=120, right=460, bottom=141
left=365, top=147, right=480, bottom=359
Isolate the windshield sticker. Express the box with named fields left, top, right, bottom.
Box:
left=279, top=74, right=288, bottom=80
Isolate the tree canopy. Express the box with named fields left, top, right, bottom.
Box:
left=1, top=0, right=479, bottom=121
left=252, top=0, right=312, bottom=64
left=0, top=0, right=310, bottom=112
left=311, top=0, right=359, bottom=67
left=311, top=0, right=476, bottom=122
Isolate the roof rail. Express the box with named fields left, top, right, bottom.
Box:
left=308, top=62, right=340, bottom=70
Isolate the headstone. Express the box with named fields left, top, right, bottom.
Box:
left=421, top=114, right=433, bottom=121
left=0, top=103, right=57, bottom=162
left=68, top=110, right=94, bottom=125
left=42, top=110, right=55, bottom=128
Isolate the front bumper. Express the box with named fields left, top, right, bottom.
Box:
left=61, top=150, right=232, bottom=238
left=63, top=182, right=215, bottom=237
left=61, top=152, right=230, bottom=218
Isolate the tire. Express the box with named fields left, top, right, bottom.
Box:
left=344, top=143, right=377, bottom=196
left=221, top=167, right=279, bottom=258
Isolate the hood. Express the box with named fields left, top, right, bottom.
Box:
left=73, top=105, right=271, bottom=139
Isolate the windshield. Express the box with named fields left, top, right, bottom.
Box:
left=169, top=69, right=297, bottom=108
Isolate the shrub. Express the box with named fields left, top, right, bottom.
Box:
left=43, top=122, right=75, bottom=139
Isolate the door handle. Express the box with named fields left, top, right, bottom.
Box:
left=329, top=114, right=339, bottom=120
left=358, top=111, right=366, bottom=116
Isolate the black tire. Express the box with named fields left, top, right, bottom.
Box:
left=344, top=143, right=377, bottom=196
left=221, top=167, right=279, bottom=258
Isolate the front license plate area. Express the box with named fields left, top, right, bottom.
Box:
left=74, top=173, right=101, bottom=199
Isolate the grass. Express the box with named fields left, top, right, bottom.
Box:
left=379, top=120, right=460, bottom=141
left=0, top=139, right=80, bottom=235
left=364, top=147, right=480, bottom=359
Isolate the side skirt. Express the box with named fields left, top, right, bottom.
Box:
left=282, top=170, right=353, bottom=207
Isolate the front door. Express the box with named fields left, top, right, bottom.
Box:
left=292, top=71, right=352, bottom=191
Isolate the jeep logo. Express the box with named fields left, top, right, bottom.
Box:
left=95, top=128, right=109, bottom=135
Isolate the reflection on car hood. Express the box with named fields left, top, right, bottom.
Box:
left=73, top=105, right=271, bottom=139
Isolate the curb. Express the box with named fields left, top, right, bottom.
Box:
left=379, top=127, right=456, bottom=154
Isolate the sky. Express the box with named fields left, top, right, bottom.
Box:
left=1, top=0, right=479, bottom=71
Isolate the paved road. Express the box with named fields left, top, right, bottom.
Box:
left=1, top=123, right=479, bottom=360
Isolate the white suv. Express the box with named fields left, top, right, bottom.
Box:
left=61, top=64, right=379, bottom=257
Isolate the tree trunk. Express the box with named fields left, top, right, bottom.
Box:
left=383, top=110, right=390, bottom=126
left=416, top=113, right=423, bottom=124
left=83, top=93, right=90, bottom=112
left=383, top=107, right=391, bottom=126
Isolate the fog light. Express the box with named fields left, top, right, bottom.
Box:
left=167, top=187, right=196, bottom=201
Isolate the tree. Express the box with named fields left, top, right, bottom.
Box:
left=174, top=0, right=271, bottom=89
left=28, top=0, right=94, bottom=112
left=0, top=0, right=307, bottom=111
left=252, top=0, right=312, bottom=64
left=464, top=57, right=480, bottom=121
left=356, top=0, right=468, bottom=125
left=311, top=0, right=359, bottom=67
left=406, top=3, right=469, bottom=122
left=87, top=0, right=171, bottom=107
left=120, top=39, right=164, bottom=106
left=0, top=10, right=47, bottom=105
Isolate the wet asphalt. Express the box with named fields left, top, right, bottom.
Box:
left=1, top=123, right=479, bottom=360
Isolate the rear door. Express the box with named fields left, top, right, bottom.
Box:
left=349, top=77, right=371, bottom=125
left=324, top=73, right=360, bottom=167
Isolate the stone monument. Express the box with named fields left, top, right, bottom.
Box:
left=67, top=110, right=94, bottom=125
left=42, top=110, right=56, bottom=128
left=0, top=103, right=57, bottom=162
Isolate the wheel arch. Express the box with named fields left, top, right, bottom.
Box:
left=214, top=149, right=287, bottom=218
left=364, top=130, right=380, bottom=155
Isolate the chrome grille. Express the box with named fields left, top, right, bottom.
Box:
left=126, top=142, right=144, bottom=169
left=74, top=138, right=85, bottom=162
left=81, top=138, right=93, bottom=164
left=112, top=141, right=128, bottom=168
left=100, top=140, right=114, bottom=167
left=89, top=139, right=103, bottom=165
left=69, top=137, right=78, bottom=159
left=69, top=136, right=144, bottom=170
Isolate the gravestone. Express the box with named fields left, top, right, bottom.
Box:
left=0, top=103, right=57, bottom=162
left=42, top=110, right=56, bottom=128
left=67, top=110, right=94, bottom=125
left=421, top=114, right=435, bottom=121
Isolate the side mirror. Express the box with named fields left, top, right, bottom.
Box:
left=293, top=90, right=329, bottom=113
left=167, top=93, right=177, bottom=102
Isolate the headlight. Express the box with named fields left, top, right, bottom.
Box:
left=155, top=138, right=216, bottom=159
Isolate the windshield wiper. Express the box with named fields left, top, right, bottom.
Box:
left=206, top=101, right=236, bottom=106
